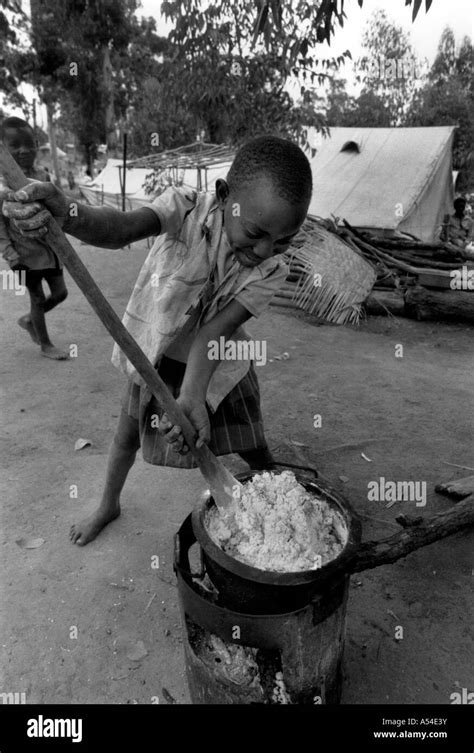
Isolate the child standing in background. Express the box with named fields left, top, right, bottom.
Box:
left=0, top=116, right=69, bottom=360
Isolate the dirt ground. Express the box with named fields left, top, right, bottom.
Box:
left=0, top=237, right=472, bottom=705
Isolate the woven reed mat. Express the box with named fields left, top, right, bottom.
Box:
left=273, top=217, right=377, bottom=324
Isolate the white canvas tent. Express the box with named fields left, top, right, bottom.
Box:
left=306, top=126, right=455, bottom=242
left=78, top=159, right=154, bottom=210
left=38, top=142, right=67, bottom=158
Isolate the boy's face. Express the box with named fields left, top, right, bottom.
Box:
left=217, top=175, right=308, bottom=268
left=3, top=127, right=37, bottom=171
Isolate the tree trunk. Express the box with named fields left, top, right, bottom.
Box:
left=46, top=103, right=62, bottom=187
left=86, top=145, right=94, bottom=179
left=102, top=46, right=117, bottom=155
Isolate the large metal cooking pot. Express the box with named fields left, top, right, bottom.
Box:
left=190, top=463, right=362, bottom=614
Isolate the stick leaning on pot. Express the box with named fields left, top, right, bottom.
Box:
left=0, top=143, right=242, bottom=513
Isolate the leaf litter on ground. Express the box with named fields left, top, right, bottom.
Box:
left=16, top=537, right=44, bottom=549
left=74, top=438, right=92, bottom=451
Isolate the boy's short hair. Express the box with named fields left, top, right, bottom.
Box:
left=227, top=135, right=313, bottom=206
left=0, top=116, right=35, bottom=140
left=454, top=197, right=466, bottom=210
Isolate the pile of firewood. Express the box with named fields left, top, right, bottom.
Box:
left=274, top=216, right=474, bottom=324
left=342, top=225, right=474, bottom=324
left=338, top=221, right=466, bottom=287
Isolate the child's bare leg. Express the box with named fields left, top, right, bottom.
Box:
left=40, top=272, right=69, bottom=358
left=18, top=313, right=39, bottom=343
left=43, top=271, right=68, bottom=312
left=24, top=273, right=68, bottom=360
left=17, top=270, right=39, bottom=343
left=70, top=411, right=140, bottom=546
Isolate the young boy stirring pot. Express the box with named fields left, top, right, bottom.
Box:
left=2, top=136, right=312, bottom=544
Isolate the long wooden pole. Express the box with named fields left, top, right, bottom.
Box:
left=122, top=132, right=127, bottom=212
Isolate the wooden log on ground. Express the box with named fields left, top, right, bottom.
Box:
left=365, top=289, right=406, bottom=317
left=350, top=495, right=474, bottom=574
left=435, top=475, right=474, bottom=500
left=405, top=284, right=474, bottom=323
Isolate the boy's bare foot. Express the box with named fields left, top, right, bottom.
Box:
left=70, top=505, right=121, bottom=546
left=18, top=315, right=39, bottom=343
left=41, top=344, right=70, bottom=360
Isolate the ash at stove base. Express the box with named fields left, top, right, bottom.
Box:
left=185, top=617, right=293, bottom=704
left=255, top=651, right=291, bottom=704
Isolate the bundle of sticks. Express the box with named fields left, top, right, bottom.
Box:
left=337, top=222, right=467, bottom=287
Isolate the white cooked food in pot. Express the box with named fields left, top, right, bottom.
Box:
left=206, top=470, right=348, bottom=572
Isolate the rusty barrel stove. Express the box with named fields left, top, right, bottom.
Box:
left=174, top=464, right=361, bottom=704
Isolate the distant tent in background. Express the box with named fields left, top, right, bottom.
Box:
left=38, top=142, right=67, bottom=158
left=305, top=126, right=455, bottom=242
left=78, top=142, right=234, bottom=210
left=78, top=158, right=153, bottom=210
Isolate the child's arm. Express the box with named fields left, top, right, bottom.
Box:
left=0, top=204, right=21, bottom=266
left=466, top=217, right=473, bottom=242
left=63, top=204, right=162, bottom=248
left=159, top=300, right=253, bottom=453
left=1, top=182, right=161, bottom=249
left=181, top=299, right=252, bottom=401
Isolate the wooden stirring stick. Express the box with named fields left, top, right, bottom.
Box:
left=0, top=142, right=242, bottom=513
